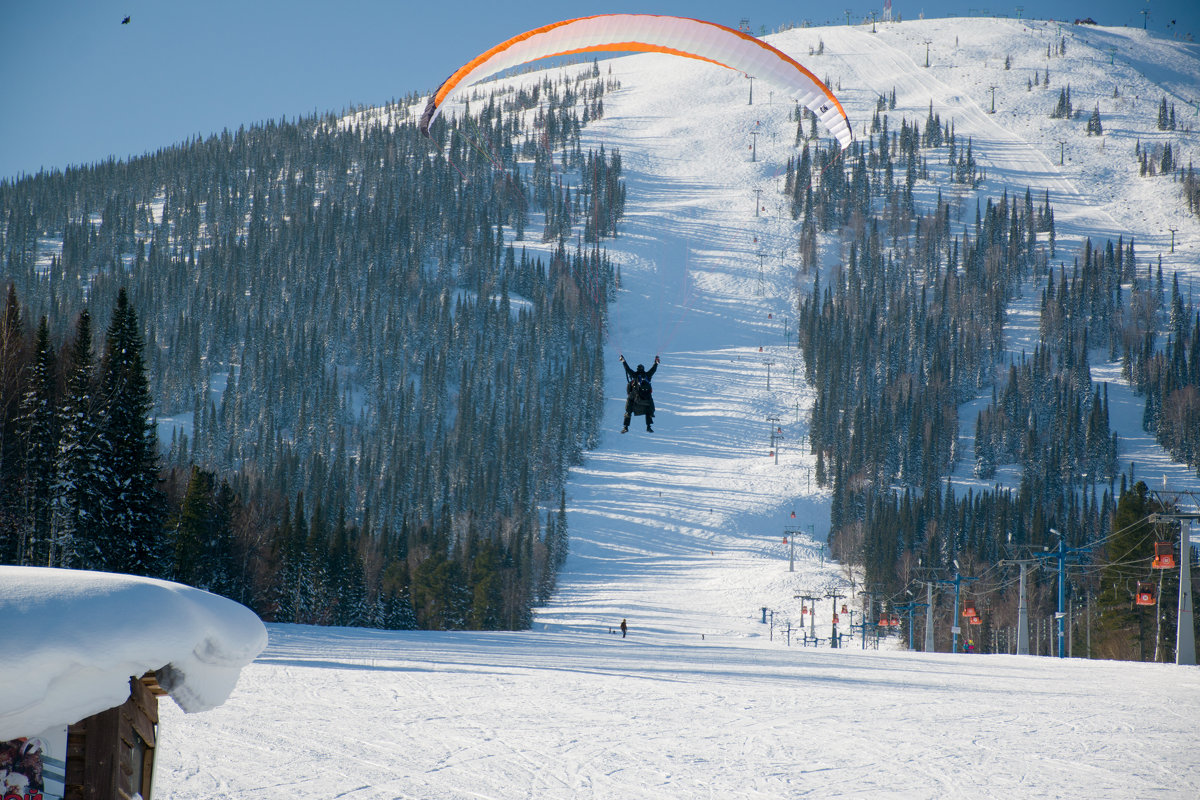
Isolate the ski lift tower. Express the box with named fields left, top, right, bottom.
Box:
left=933, top=563, right=978, bottom=654
left=1035, top=529, right=1093, bottom=658
left=1148, top=512, right=1198, bottom=666
left=797, top=593, right=821, bottom=641
left=826, top=590, right=847, bottom=647
left=1000, top=557, right=1041, bottom=655
left=893, top=598, right=928, bottom=651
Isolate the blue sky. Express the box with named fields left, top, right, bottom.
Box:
left=1, top=0, right=1196, bottom=181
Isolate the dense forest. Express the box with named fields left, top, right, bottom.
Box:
left=0, top=64, right=624, bottom=629
left=787, top=98, right=1199, bottom=661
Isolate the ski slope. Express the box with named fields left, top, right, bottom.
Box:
left=159, top=625, right=1200, bottom=799
left=158, top=18, right=1200, bottom=799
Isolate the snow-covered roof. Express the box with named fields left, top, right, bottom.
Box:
left=0, top=567, right=267, bottom=740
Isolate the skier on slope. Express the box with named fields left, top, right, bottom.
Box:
left=620, top=354, right=659, bottom=433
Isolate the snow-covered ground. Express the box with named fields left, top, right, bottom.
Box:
left=158, top=18, right=1200, bottom=799
left=158, top=624, right=1200, bottom=799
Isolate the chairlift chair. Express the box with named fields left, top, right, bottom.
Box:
left=1135, top=582, right=1156, bottom=606
left=969, top=615, right=983, bottom=625
left=962, top=605, right=978, bottom=617
left=1152, top=541, right=1176, bottom=569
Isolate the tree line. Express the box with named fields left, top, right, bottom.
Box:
left=0, top=65, right=623, bottom=630
left=1, top=287, right=161, bottom=573
left=788, top=103, right=1199, bottom=660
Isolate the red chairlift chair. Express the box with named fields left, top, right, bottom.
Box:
left=969, top=615, right=983, bottom=625
left=962, top=605, right=978, bottom=617
left=1135, top=582, right=1156, bottom=606
left=1152, top=541, right=1176, bottom=569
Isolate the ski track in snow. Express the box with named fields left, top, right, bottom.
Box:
left=158, top=625, right=1200, bottom=799
left=158, top=19, right=1200, bottom=799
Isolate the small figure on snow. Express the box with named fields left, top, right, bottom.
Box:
left=619, top=354, right=659, bottom=433
left=620, top=618, right=628, bottom=638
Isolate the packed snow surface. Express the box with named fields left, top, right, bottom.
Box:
left=157, top=16, right=1200, bottom=799
left=0, top=567, right=267, bottom=740
left=160, top=625, right=1200, bottom=799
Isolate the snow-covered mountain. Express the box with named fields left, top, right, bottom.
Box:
left=157, top=17, right=1200, bottom=798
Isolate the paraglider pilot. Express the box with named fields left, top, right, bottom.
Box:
left=620, top=354, right=659, bottom=433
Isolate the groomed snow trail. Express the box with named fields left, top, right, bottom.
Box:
left=160, top=625, right=1200, bottom=799
left=537, top=50, right=829, bottom=641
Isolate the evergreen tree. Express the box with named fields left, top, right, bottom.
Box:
left=468, top=541, right=503, bottom=630
left=171, top=465, right=236, bottom=594
left=412, top=548, right=470, bottom=629
left=52, top=309, right=105, bottom=569
left=17, top=316, right=58, bottom=565
left=0, top=285, right=26, bottom=563
left=379, top=555, right=417, bottom=630
left=1051, top=86, right=1073, bottom=119
left=97, top=289, right=165, bottom=574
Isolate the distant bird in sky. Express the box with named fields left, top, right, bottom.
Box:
left=122, top=16, right=131, bottom=25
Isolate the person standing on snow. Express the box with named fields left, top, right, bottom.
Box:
left=620, top=619, right=628, bottom=638
left=619, top=355, right=659, bottom=433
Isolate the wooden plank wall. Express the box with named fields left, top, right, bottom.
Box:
left=64, top=674, right=160, bottom=800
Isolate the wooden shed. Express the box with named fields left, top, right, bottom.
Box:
left=63, top=674, right=165, bottom=800
left=1, top=567, right=268, bottom=800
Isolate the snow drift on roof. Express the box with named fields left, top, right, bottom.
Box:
left=0, top=567, right=267, bottom=740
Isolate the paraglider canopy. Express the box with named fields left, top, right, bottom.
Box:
left=420, top=14, right=852, bottom=149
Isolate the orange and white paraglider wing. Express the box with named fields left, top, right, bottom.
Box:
left=419, top=14, right=852, bottom=149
